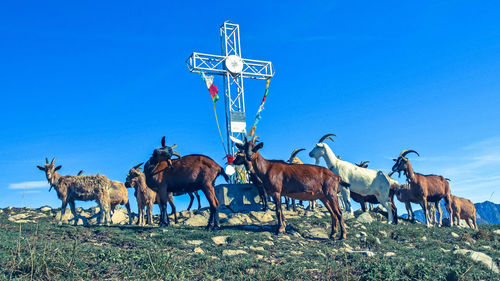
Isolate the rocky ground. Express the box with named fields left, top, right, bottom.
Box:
left=1, top=204, right=499, bottom=280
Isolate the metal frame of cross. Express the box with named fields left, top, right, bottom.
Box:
left=186, top=21, right=275, bottom=160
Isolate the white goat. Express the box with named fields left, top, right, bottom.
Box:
left=309, top=134, right=395, bottom=224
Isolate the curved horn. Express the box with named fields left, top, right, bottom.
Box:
left=133, top=162, right=144, bottom=169
left=51, top=157, right=56, bottom=165
left=399, top=150, right=420, bottom=158
left=361, top=160, right=370, bottom=166
left=318, top=133, right=336, bottom=143
left=161, top=136, right=166, bottom=147
left=45, top=158, right=49, bottom=164
left=171, top=144, right=178, bottom=149
left=172, top=151, right=181, bottom=159
left=251, top=135, right=259, bottom=143
left=289, top=148, right=306, bottom=160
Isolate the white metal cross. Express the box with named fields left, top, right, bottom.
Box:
left=186, top=21, right=275, bottom=156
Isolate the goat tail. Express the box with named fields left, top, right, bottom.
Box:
left=219, top=166, right=230, bottom=182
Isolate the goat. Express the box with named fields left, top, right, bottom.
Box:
left=78, top=170, right=132, bottom=224
left=450, top=195, right=477, bottom=229
left=309, top=134, right=396, bottom=224
left=234, top=137, right=346, bottom=239
left=126, top=163, right=160, bottom=226
left=37, top=157, right=112, bottom=225
left=144, top=137, right=229, bottom=229
left=389, top=150, right=453, bottom=227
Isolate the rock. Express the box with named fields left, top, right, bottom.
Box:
left=421, top=236, right=427, bottom=241
left=55, top=208, right=74, bottom=224
left=360, top=231, right=367, bottom=237
left=249, top=211, right=274, bottom=223
left=193, top=247, right=205, bottom=254
left=245, top=268, right=255, bottom=274
left=261, top=240, right=274, bottom=246
left=379, top=230, right=388, bottom=237
left=111, top=208, right=129, bottom=225
left=226, top=217, right=243, bottom=225
left=374, top=205, right=387, bottom=213
left=356, top=212, right=374, bottom=224
left=212, top=236, right=228, bottom=245
left=8, top=213, right=35, bottom=223
left=222, top=249, right=248, bottom=256
left=39, top=206, right=52, bottom=212
left=309, top=228, right=329, bottom=239
left=454, top=249, right=499, bottom=274
left=187, top=240, right=204, bottom=246
left=384, top=252, right=396, bottom=257
left=342, top=212, right=355, bottom=220
left=215, top=184, right=262, bottom=212
left=291, top=250, right=303, bottom=255
left=493, top=229, right=500, bottom=235
left=249, top=246, right=265, bottom=252
left=256, top=255, right=264, bottom=260
left=183, top=214, right=208, bottom=227
left=375, top=237, right=381, bottom=245
left=451, top=232, right=459, bottom=238
left=440, top=248, right=451, bottom=253
left=364, top=251, right=375, bottom=257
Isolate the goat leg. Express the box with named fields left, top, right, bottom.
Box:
left=187, top=192, right=194, bottom=211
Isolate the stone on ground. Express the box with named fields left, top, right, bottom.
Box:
left=212, top=236, right=228, bottom=245
left=193, top=247, right=205, bottom=254
left=356, top=212, right=374, bottom=224
left=454, top=249, right=499, bottom=274
left=222, top=249, right=248, bottom=256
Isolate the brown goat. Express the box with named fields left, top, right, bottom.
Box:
left=37, top=157, right=112, bottom=225
left=234, top=138, right=346, bottom=239
left=144, top=137, right=229, bottom=228
left=126, top=163, right=160, bottom=226
left=389, top=150, right=453, bottom=227
left=450, top=195, right=477, bottom=229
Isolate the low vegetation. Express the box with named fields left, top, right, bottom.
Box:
left=0, top=206, right=499, bottom=280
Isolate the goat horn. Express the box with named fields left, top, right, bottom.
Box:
left=51, top=157, right=56, bottom=165
left=399, top=150, right=420, bottom=158
left=45, top=158, right=49, bottom=164
left=161, top=136, right=166, bottom=147
left=362, top=161, right=370, bottom=166
left=133, top=162, right=144, bottom=169
left=251, top=135, right=259, bottom=143
left=171, top=144, right=178, bottom=149
left=318, top=133, right=336, bottom=143
left=172, top=152, right=181, bottom=158
left=290, top=148, right=306, bottom=160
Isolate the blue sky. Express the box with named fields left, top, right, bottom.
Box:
left=1, top=1, right=499, bottom=213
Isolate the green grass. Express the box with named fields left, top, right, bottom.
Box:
left=0, top=207, right=499, bottom=280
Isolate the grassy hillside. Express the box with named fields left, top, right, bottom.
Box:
left=0, top=206, right=499, bottom=280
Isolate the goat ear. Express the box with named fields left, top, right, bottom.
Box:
left=235, top=143, right=244, bottom=151
left=161, top=136, right=166, bottom=147
left=54, top=165, right=62, bottom=171
left=392, top=158, right=397, bottom=162
left=37, top=165, right=45, bottom=171
left=252, top=142, right=264, bottom=152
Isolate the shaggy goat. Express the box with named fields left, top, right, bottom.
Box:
left=450, top=195, right=477, bottom=229
left=309, top=134, right=396, bottom=224
left=144, top=137, right=229, bottom=228
left=37, top=157, right=112, bottom=225
left=78, top=170, right=132, bottom=224
left=389, top=150, right=453, bottom=227
left=234, top=137, right=346, bottom=239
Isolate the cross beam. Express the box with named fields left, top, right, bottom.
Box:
left=186, top=52, right=274, bottom=80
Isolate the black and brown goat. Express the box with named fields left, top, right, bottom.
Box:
left=144, top=137, right=229, bottom=228
left=234, top=138, right=346, bottom=239
left=389, top=150, right=453, bottom=227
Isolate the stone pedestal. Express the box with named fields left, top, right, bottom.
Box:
left=215, top=184, right=262, bottom=212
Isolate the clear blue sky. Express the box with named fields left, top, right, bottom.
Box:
left=1, top=1, right=499, bottom=213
